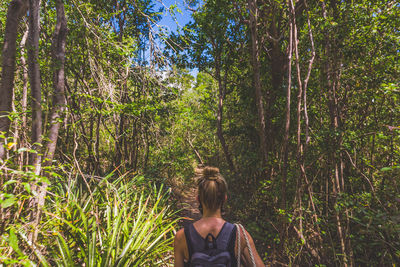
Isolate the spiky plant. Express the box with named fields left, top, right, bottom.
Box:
left=45, top=173, right=178, bottom=266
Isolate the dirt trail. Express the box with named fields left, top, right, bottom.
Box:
left=173, top=180, right=201, bottom=227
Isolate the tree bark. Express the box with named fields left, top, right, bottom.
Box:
left=281, top=4, right=293, bottom=211
left=291, top=0, right=323, bottom=262
left=20, top=27, right=29, bottom=166
left=27, top=0, right=42, bottom=172
left=268, top=14, right=285, bottom=152
left=0, top=0, right=28, bottom=160
left=32, top=0, right=67, bottom=242
left=248, top=0, right=268, bottom=170
left=43, top=0, right=67, bottom=166
left=322, top=2, right=352, bottom=265
left=303, top=0, right=314, bottom=147
left=290, top=0, right=305, bottom=254
left=215, top=57, right=236, bottom=174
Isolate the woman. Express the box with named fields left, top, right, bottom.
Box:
left=174, top=166, right=264, bottom=267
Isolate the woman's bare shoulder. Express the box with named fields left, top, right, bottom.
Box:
left=175, top=228, right=185, bottom=242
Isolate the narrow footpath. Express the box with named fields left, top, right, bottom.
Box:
left=172, top=178, right=202, bottom=227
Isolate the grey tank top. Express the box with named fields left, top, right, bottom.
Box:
left=183, top=222, right=237, bottom=267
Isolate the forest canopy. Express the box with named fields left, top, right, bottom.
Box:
left=0, top=0, right=399, bottom=266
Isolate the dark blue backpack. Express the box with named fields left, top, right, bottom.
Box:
left=184, top=222, right=237, bottom=267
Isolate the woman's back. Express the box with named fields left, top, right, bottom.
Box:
left=192, top=217, right=227, bottom=239
left=184, top=218, right=237, bottom=267
left=174, top=166, right=265, bottom=267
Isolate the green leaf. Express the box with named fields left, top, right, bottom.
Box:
left=1, top=195, right=16, bottom=208
left=3, top=179, right=17, bottom=187
left=56, top=233, right=75, bottom=267
left=17, top=147, right=29, bottom=153
left=38, top=176, right=51, bottom=185
left=9, top=228, right=23, bottom=256
left=23, top=183, right=31, bottom=194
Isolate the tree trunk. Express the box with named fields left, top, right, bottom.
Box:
left=290, top=0, right=305, bottom=253
left=43, top=0, right=67, bottom=166
left=303, top=0, right=314, bottom=147
left=215, top=56, right=236, bottom=174
left=26, top=0, right=42, bottom=242
left=27, top=0, right=42, bottom=171
left=268, top=15, right=285, bottom=153
left=277, top=3, right=293, bottom=253
left=0, top=0, right=28, bottom=160
left=32, top=0, right=67, bottom=242
left=291, top=0, right=323, bottom=262
left=20, top=27, right=29, bottom=166
left=322, top=2, right=352, bottom=265
left=281, top=4, right=293, bottom=211
left=248, top=0, right=268, bottom=170
left=114, top=67, right=129, bottom=170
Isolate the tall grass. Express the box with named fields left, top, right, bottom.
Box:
left=1, top=169, right=179, bottom=266
left=47, top=173, right=178, bottom=266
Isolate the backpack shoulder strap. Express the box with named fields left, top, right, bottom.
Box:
left=216, top=222, right=235, bottom=250
left=184, top=223, right=206, bottom=256
left=227, top=224, right=237, bottom=260
left=184, top=224, right=194, bottom=259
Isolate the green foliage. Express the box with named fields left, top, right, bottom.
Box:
left=149, top=70, right=217, bottom=179
left=46, top=173, right=177, bottom=266
left=0, top=167, right=178, bottom=266
left=1, top=0, right=400, bottom=265
left=165, top=0, right=400, bottom=265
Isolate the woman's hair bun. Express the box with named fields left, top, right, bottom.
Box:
left=196, top=166, right=228, bottom=211
left=202, top=167, right=220, bottom=179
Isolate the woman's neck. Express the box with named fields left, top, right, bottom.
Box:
left=202, top=208, right=222, bottom=219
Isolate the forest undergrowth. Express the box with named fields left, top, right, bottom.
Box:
left=0, top=158, right=179, bottom=266
left=1, top=0, right=400, bottom=266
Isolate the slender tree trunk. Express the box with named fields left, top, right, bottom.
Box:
left=32, top=0, right=67, bottom=242
left=0, top=0, right=27, bottom=229
left=303, top=0, right=314, bottom=147
left=248, top=0, right=268, bottom=170
left=291, top=0, right=323, bottom=262
left=26, top=0, right=42, bottom=242
left=290, top=0, right=305, bottom=255
left=215, top=57, right=236, bottom=174
left=20, top=27, right=29, bottom=166
left=268, top=15, right=285, bottom=154
left=279, top=3, right=293, bottom=252
left=282, top=4, right=293, bottom=211
left=27, top=0, right=42, bottom=171
left=43, top=0, right=67, bottom=167
left=115, top=67, right=129, bottom=170
left=0, top=0, right=28, bottom=160
left=322, top=2, right=352, bottom=265
left=95, top=104, right=102, bottom=173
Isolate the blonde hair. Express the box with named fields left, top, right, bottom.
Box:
left=196, top=166, right=228, bottom=211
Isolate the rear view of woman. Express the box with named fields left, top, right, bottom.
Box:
left=174, top=166, right=265, bottom=267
